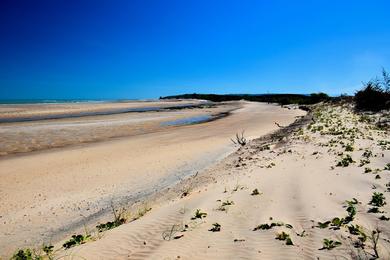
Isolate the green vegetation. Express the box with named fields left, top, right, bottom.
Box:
left=317, top=199, right=357, bottom=230
left=253, top=222, right=283, bottom=231
left=316, top=221, right=331, bottom=229
left=319, top=238, right=342, bottom=250
left=362, top=150, right=372, bottom=158
left=275, top=231, right=293, bottom=245
left=209, top=223, right=221, bottom=232
left=63, top=234, right=91, bottom=249
left=221, top=200, right=234, bottom=206
left=364, top=167, right=372, bottom=173
left=253, top=221, right=292, bottom=231
left=250, top=188, right=261, bottom=196
left=42, top=245, right=54, bottom=257
left=96, top=219, right=126, bottom=233
left=345, top=199, right=357, bottom=222
left=96, top=202, right=127, bottom=232
left=11, top=249, right=42, bottom=260
left=384, top=163, right=390, bottom=171
left=368, top=192, right=386, bottom=214
left=345, top=143, right=354, bottom=152
left=161, top=93, right=331, bottom=105
left=369, top=192, right=386, bottom=207
left=359, top=158, right=370, bottom=167
left=336, top=154, right=354, bottom=167
left=191, top=209, right=207, bottom=219
left=355, top=69, right=390, bottom=111
left=217, top=200, right=234, bottom=211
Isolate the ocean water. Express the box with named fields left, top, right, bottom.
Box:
left=0, top=100, right=213, bottom=123
left=161, top=115, right=213, bottom=126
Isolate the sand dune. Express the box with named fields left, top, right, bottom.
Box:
left=57, top=104, right=390, bottom=260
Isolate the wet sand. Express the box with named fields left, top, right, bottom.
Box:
left=0, top=99, right=221, bottom=156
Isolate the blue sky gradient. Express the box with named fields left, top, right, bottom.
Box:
left=1, top=0, right=390, bottom=99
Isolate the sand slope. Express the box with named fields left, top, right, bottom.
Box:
left=60, top=104, right=390, bottom=260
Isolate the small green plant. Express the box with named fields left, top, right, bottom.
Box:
left=42, top=244, right=54, bottom=259
left=11, top=249, right=42, bottom=260
left=63, top=234, right=91, bottom=249
left=96, top=202, right=127, bottom=232
left=345, top=199, right=357, bottom=222
left=345, top=198, right=359, bottom=205
left=217, top=200, right=234, bottom=211
left=209, top=223, right=221, bottom=232
left=345, top=144, right=354, bottom=151
left=319, top=238, right=342, bottom=250
left=285, top=237, right=293, bottom=245
left=359, top=158, right=370, bottom=167
left=379, top=215, right=390, bottom=221
left=221, top=200, right=234, bottom=206
left=251, top=188, right=261, bottom=195
left=384, top=163, right=390, bottom=171
left=317, top=221, right=331, bottom=228
left=253, top=222, right=284, bottom=231
left=364, top=167, right=372, bottom=173
left=96, top=219, right=126, bottom=232
left=362, top=150, right=372, bottom=158
left=330, top=217, right=344, bottom=229
left=336, top=154, right=354, bottom=167
left=191, top=209, right=207, bottom=219
left=369, top=192, right=386, bottom=207
left=367, top=207, right=382, bottom=213
left=349, top=225, right=367, bottom=244
left=275, top=231, right=293, bottom=245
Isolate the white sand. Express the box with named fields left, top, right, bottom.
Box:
left=58, top=104, right=390, bottom=260
left=0, top=101, right=304, bottom=257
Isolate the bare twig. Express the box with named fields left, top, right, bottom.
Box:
left=370, top=227, right=381, bottom=259
left=231, top=131, right=247, bottom=146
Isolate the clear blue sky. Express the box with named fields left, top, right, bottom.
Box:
left=1, top=0, right=389, bottom=99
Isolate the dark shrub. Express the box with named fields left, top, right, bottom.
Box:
left=355, top=69, right=390, bottom=111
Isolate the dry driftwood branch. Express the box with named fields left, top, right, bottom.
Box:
left=231, top=131, right=247, bottom=146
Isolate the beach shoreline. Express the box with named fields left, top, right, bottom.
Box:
left=0, top=101, right=305, bottom=257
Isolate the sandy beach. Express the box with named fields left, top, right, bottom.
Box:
left=0, top=100, right=305, bottom=257
left=55, top=102, right=390, bottom=260
left=3, top=1, right=389, bottom=258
